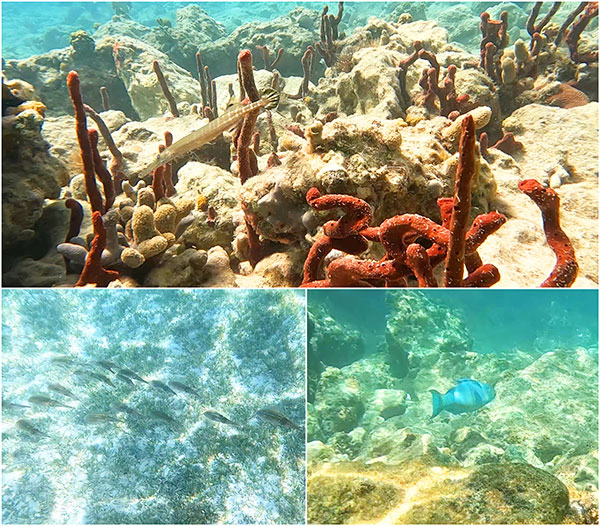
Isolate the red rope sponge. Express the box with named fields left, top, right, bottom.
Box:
left=518, top=179, right=578, bottom=287
left=67, top=71, right=104, bottom=214
left=76, top=212, right=119, bottom=287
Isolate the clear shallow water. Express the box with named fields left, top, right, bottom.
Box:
left=4, top=1, right=577, bottom=60
left=2, top=289, right=306, bottom=525
left=307, top=288, right=598, bottom=523
left=309, top=289, right=598, bottom=355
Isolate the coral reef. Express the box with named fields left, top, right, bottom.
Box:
left=307, top=289, right=598, bottom=523
left=2, top=2, right=597, bottom=287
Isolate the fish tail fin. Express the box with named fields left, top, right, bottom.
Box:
left=261, top=88, right=280, bottom=110
left=430, top=390, right=443, bottom=418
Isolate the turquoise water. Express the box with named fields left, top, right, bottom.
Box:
left=5, top=1, right=583, bottom=60
left=309, top=289, right=598, bottom=355
left=2, top=289, right=306, bottom=525
left=307, top=289, right=599, bottom=517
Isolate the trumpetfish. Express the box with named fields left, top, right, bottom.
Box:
left=139, top=88, right=280, bottom=177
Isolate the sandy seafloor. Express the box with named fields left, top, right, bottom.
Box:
left=1, top=289, right=306, bottom=524
left=1, top=1, right=598, bottom=288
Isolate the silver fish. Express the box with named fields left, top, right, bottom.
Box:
left=168, top=381, right=201, bottom=398
left=16, top=419, right=49, bottom=437
left=148, top=410, right=181, bottom=427
left=138, top=89, right=280, bottom=177
left=73, top=369, right=115, bottom=388
left=50, top=355, right=77, bottom=367
left=95, top=360, right=118, bottom=373
left=48, top=383, right=80, bottom=401
left=111, top=403, right=142, bottom=418
left=118, top=369, right=149, bottom=384
left=256, top=408, right=302, bottom=430
left=115, top=372, right=135, bottom=386
left=203, top=410, right=240, bottom=427
left=85, top=413, right=121, bottom=424
left=2, top=399, right=30, bottom=409
left=28, top=395, right=72, bottom=409
left=150, top=380, right=177, bottom=396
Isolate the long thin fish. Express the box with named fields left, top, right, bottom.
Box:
left=111, top=403, right=142, bottom=418
left=118, top=369, right=149, bottom=385
left=203, top=410, right=240, bottom=427
left=85, top=413, right=121, bottom=424
left=78, top=370, right=115, bottom=388
left=255, top=408, right=303, bottom=430
left=139, top=88, right=280, bottom=177
left=16, top=419, right=49, bottom=438
left=95, top=360, right=119, bottom=373
left=48, top=383, right=80, bottom=401
left=2, top=399, right=30, bottom=409
left=168, top=381, right=201, bottom=398
left=148, top=410, right=181, bottom=428
left=28, top=395, right=72, bottom=409
left=150, top=380, right=177, bottom=396
left=115, top=372, right=135, bottom=386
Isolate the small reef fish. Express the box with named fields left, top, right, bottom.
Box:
left=138, top=88, right=280, bottom=177
left=203, top=410, right=240, bottom=427
left=430, top=379, right=495, bottom=418
left=85, top=413, right=121, bottom=424
left=28, top=395, right=72, bottom=408
left=48, top=383, right=80, bottom=401
left=115, top=372, right=135, bottom=385
left=150, top=380, right=177, bottom=396
left=118, top=368, right=149, bottom=384
left=74, top=369, right=116, bottom=388
left=16, top=419, right=49, bottom=437
left=148, top=410, right=181, bottom=427
left=2, top=399, right=30, bottom=409
left=95, top=360, right=119, bottom=373
left=111, top=403, right=142, bottom=418
left=168, top=381, right=201, bottom=398
left=256, top=408, right=303, bottom=431
left=50, top=355, right=77, bottom=367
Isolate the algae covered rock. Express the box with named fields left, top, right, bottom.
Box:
left=3, top=37, right=137, bottom=118
left=308, top=464, right=402, bottom=525
left=175, top=162, right=242, bottom=251
left=111, top=36, right=200, bottom=120
left=196, top=7, right=320, bottom=79
left=361, top=388, right=408, bottom=428
left=2, top=100, right=69, bottom=270
left=314, top=367, right=364, bottom=437
left=385, top=290, right=473, bottom=378
left=308, top=303, right=364, bottom=370
left=241, top=110, right=497, bottom=247
left=308, top=461, right=570, bottom=524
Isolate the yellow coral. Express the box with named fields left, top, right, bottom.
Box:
left=196, top=193, right=208, bottom=211
left=16, top=101, right=46, bottom=117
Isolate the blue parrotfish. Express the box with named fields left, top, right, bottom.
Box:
left=430, top=379, right=495, bottom=418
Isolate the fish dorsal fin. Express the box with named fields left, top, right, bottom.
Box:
left=456, top=378, right=472, bottom=383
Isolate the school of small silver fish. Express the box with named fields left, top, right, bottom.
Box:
left=5, top=354, right=302, bottom=439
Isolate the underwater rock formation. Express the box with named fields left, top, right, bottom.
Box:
left=307, top=290, right=598, bottom=523
left=1, top=3, right=597, bottom=287
left=308, top=460, right=570, bottom=524
left=2, top=88, right=69, bottom=276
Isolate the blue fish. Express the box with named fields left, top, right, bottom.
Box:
left=430, top=379, right=495, bottom=417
